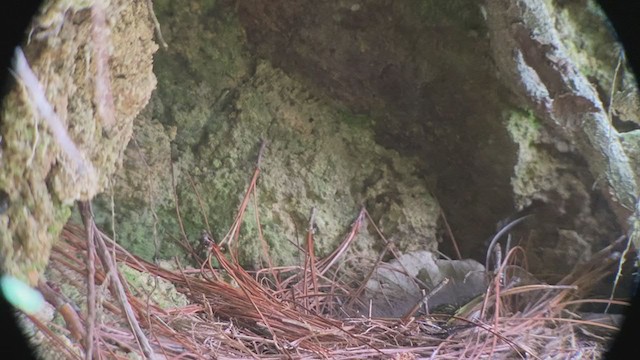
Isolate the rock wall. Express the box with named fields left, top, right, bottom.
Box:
left=487, top=0, right=639, bottom=277
left=3, top=0, right=634, bottom=283
left=98, top=0, right=442, bottom=267
left=99, top=0, right=640, bottom=281
left=0, top=0, right=158, bottom=283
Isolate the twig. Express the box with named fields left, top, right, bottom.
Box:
left=108, top=177, right=118, bottom=270
left=173, top=257, right=196, bottom=302
left=305, top=207, right=319, bottom=312
left=55, top=217, right=616, bottom=358
left=485, top=215, right=532, bottom=272
left=25, top=314, right=84, bottom=360
left=209, top=243, right=285, bottom=352
left=606, top=234, right=630, bottom=313
left=79, top=202, right=97, bottom=360
left=144, top=276, right=160, bottom=344
left=169, top=161, right=200, bottom=262
left=252, top=188, right=281, bottom=291
left=606, top=50, right=624, bottom=123
left=82, top=203, right=157, bottom=360
left=493, top=244, right=502, bottom=281
left=401, top=277, right=450, bottom=322
left=363, top=208, right=422, bottom=293
left=145, top=0, right=168, bottom=49
left=38, top=280, right=85, bottom=342
left=451, top=315, right=533, bottom=359
left=344, top=241, right=390, bottom=310
left=440, top=210, right=462, bottom=260
left=185, top=172, right=212, bottom=236
left=219, top=141, right=265, bottom=253
left=317, top=207, right=366, bottom=275
left=490, top=261, right=503, bottom=358
left=96, top=230, right=156, bottom=360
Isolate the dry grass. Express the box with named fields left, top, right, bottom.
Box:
left=29, top=153, right=627, bottom=359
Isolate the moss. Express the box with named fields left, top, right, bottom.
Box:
left=339, top=109, right=374, bottom=129
left=620, top=130, right=640, bottom=185
left=153, top=0, right=251, bottom=110
left=34, top=0, right=95, bottom=32
left=0, top=0, right=157, bottom=283
left=550, top=0, right=640, bottom=121
left=507, top=110, right=557, bottom=201
left=198, top=0, right=218, bottom=13
left=415, top=0, right=486, bottom=32
left=506, top=109, right=542, bottom=145
left=47, top=205, right=72, bottom=236
left=104, top=54, right=442, bottom=267
left=506, top=107, right=601, bottom=243
left=91, top=1, right=493, bottom=270
left=119, top=263, right=189, bottom=309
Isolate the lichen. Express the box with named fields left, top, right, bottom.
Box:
left=620, top=130, right=640, bottom=185
left=0, top=0, right=158, bottom=283
left=119, top=262, right=189, bottom=309
left=508, top=110, right=570, bottom=204
left=506, top=108, right=620, bottom=275
left=550, top=0, right=640, bottom=127
left=101, top=53, right=442, bottom=267
left=89, top=1, right=442, bottom=266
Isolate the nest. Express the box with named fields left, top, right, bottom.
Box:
left=27, top=157, right=626, bottom=359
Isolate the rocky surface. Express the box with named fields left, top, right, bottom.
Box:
left=98, top=0, right=638, bottom=279
left=3, top=0, right=638, bottom=285
left=0, top=0, right=157, bottom=283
